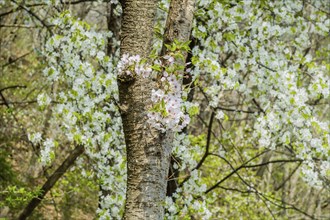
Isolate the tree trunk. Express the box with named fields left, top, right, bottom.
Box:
left=119, top=0, right=166, bottom=219
left=119, top=0, right=195, bottom=219
left=161, top=0, right=195, bottom=55
left=163, top=0, right=195, bottom=198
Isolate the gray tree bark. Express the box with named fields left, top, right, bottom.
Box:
left=119, top=0, right=194, bottom=219
left=161, top=0, right=195, bottom=55
left=162, top=0, right=195, bottom=199
left=119, top=0, right=166, bottom=219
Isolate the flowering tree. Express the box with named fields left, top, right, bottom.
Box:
left=0, top=0, right=329, bottom=219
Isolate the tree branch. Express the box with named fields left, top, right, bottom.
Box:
left=204, top=154, right=303, bottom=194
left=0, top=85, right=27, bottom=93
left=10, top=0, right=53, bottom=34
left=18, top=144, right=84, bottom=220
left=194, top=111, right=215, bottom=171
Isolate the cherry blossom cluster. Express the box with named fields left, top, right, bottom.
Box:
left=148, top=66, right=190, bottom=132
left=38, top=11, right=126, bottom=219
left=117, top=53, right=152, bottom=78
left=192, top=0, right=329, bottom=191
left=117, top=53, right=191, bottom=133
left=28, top=133, right=56, bottom=166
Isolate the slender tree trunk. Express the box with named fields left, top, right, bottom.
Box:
left=163, top=0, right=195, bottom=198
left=161, top=0, right=195, bottom=55
left=119, top=0, right=194, bottom=219
left=106, top=2, right=121, bottom=56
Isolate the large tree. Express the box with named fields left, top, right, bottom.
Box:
left=118, top=0, right=194, bottom=218
left=0, top=0, right=329, bottom=219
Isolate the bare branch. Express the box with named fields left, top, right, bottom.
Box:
left=18, top=144, right=84, bottom=220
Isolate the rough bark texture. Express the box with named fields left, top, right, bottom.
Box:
left=161, top=0, right=195, bottom=55
left=163, top=0, right=195, bottom=197
left=119, top=0, right=167, bottom=219
left=119, top=0, right=195, bottom=219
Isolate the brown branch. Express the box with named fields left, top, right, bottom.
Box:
left=0, top=85, right=27, bottom=93
left=0, top=100, right=37, bottom=105
left=257, top=61, right=276, bottom=72
left=2, top=52, right=32, bottom=68
left=0, top=86, right=26, bottom=107
left=252, top=98, right=266, bottom=114
left=204, top=153, right=304, bottom=194
left=215, top=106, right=256, bottom=114
left=0, top=0, right=111, bottom=18
left=178, top=111, right=215, bottom=187
left=275, top=161, right=302, bottom=191
left=207, top=152, right=314, bottom=219
left=242, top=159, right=303, bottom=169
left=194, top=111, right=215, bottom=171
left=18, top=144, right=84, bottom=220
left=0, top=24, right=49, bottom=28
left=10, top=0, right=53, bottom=34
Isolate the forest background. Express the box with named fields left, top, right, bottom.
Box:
left=0, top=0, right=329, bottom=219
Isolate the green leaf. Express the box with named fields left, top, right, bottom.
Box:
left=151, top=64, right=162, bottom=72
left=188, top=105, right=199, bottom=116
